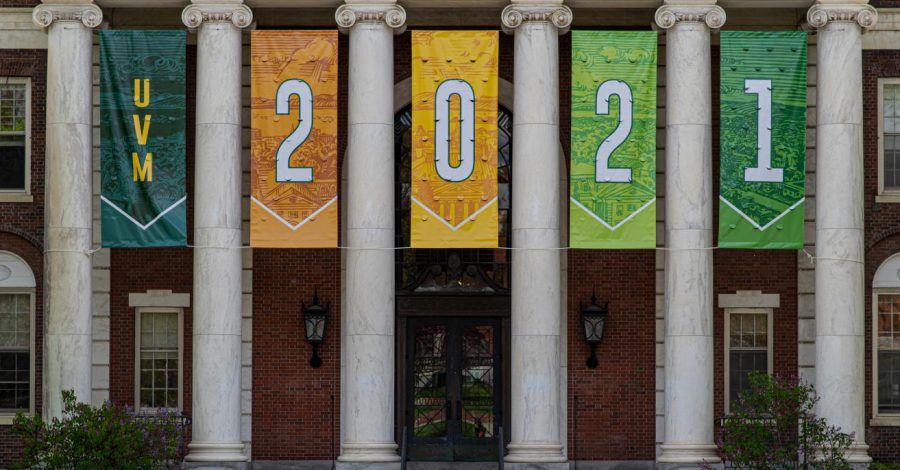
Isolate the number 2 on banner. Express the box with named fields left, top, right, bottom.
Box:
left=434, top=80, right=476, bottom=182
left=595, top=80, right=633, bottom=183
left=744, top=79, right=783, bottom=183
left=275, top=79, right=314, bottom=183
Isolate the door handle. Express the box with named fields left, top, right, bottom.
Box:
left=456, top=400, right=462, bottom=421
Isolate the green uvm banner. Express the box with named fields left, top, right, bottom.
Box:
left=570, top=31, right=657, bottom=249
left=719, top=31, right=807, bottom=249
left=100, top=30, right=187, bottom=248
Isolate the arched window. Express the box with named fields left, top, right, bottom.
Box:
left=0, top=251, right=35, bottom=416
left=394, top=105, right=513, bottom=292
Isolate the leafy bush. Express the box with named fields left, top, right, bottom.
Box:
left=11, top=390, right=187, bottom=469
left=871, top=464, right=900, bottom=470
left=718, top=372, right=852, bottom=469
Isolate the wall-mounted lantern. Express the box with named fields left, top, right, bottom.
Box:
left=580, top=291, right=608, bottom=369
left=302, top=290, right=329, bottom=369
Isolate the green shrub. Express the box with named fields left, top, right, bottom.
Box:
left=870, top=464, right=900, bottom=470
left=11, top=390, right=186, bottom=469
left=718, top=372, right=852, bottom=469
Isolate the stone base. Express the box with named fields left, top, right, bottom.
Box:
left=504, top=463, right=569, bottom=470
left=184, top=462, right=249, bottom=470
left=335, top=462, right=401, bottom=470
left=252, top=461, right=335, bottom=470
left=566, top=461, right=655, bottom=470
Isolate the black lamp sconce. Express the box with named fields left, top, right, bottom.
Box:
left=302, top=290, right=329, bottom=369
left=580, top=290, right=608, bottom=369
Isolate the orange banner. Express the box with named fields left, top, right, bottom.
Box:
left=411, top=31, right=498, bottom=248
left=251, top=31, right=338, bottom=248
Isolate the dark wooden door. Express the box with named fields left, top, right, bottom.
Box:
left=406, top=317, right=501, bottom=461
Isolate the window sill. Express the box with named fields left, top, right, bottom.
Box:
left=0, top=414, right=26, bottom=426
left=870, top=416, right=900, bottom=427
left=0, top=193, right=33, bottom=203
left=875, top=193, right=900, bottom=204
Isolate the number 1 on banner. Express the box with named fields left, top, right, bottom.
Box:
left=595, top=80, right=633, bottom=183
left=744, top=79, right=783, bottom=183
left=275, top=79, right=314, bottom=183
left=434, top=79, right=476, bottom=182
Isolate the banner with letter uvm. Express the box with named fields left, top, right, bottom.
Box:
left=250, top=30, right=339, bottom=248
left=569, top=30, right=657, bottom=249
left=718, top=31, right=807, bottom=249
left=411, top=30, right=499, bottom=248
left=100, top=30, right=187, bottom=248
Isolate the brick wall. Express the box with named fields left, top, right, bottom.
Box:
left=0, top=1, right=38, bottom=7
left=863, top=49, right=900, bottom=462
left=567, top=251, right=657, bottom=461
left=0, top=47, right=45, bottom=468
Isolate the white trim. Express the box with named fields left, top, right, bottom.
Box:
left=128, top=289, right=191, bottom=308
left=872, top=289, right=900, bottom=425
left=0, top=77, right=31, bottom=199
left=0, top=289, right=36, bottom=422
left=250, top=195, right=336, bottom=232
left=718, top=195, right=804, bottom=232
left=410, top=196, right=497, bottom=232
left=134, top=307, right=184, bottom=413
left=570, top=196, right=655, bottom=232
left=723, top=308, right=774, bottom=415
left=718, top=290, right=781, bottom=309
left=100, top=195, right=187, bottom=231
left=877, top=78, right=900, bottom=201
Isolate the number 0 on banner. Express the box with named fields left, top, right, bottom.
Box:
left=411, top=31, right=499, bottom=248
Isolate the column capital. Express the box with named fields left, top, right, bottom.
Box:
left=32, top=3, right=102, bottom=30
left=501, top=3, right=573, bottom=35
left=654, top=4, right=726, bottom=30
left=335, top=3, right=407, bottom=35
left=181, top=3, right=253, bottom=30
left=807, top=3, right=877, bottom=30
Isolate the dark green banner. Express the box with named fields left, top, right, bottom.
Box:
left=718, top=31, right=806, bottom=249
left=100, top=30, right=186, bottom=248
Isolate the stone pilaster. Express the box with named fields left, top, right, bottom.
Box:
left=501, top=3, right=571, bottom=468
left=654, top=2, right=724, bottom=466
left=182, top=2, right=252, bottom=467
left=336, top=2, right=405, bottom=469
left=807, top=1, right=877, bottom=463
left=32, top=1, right=102, bottom=420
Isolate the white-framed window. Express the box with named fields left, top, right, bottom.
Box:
left=874, top=291, right=900, bottom=422
left=0, top=251, right=37, bottom=423
left=0, top=77, right=31, bottom=201
left=134, top=308, right=183, bottom=412
left=724, top=308, right=774, bottom=414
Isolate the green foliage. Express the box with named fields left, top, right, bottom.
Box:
left=870, top=464, right=900, bottom=470
left=11, top=390, right=186, bottom=470
left=719, top=372, right=852, bottom=470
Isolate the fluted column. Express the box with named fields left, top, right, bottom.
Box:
left=335, top=2, right=405, bottom=468
left=501, top=3, right=570, bottom=468
left=807, top=1, right=877, bottom=463
left=32, top=2, right=102, bottom=420
left=182, top=2, right=252, bottom=466
left=654, top=2, right=724, bottom=465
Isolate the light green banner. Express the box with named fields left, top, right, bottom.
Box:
left=100, top=30, right=187, bottom=248
left=570, top=31, right=657, bottom=249
left=718, top=31, right=807, bottom=249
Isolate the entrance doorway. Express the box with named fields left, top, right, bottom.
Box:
left=405, top=317, right=501, bottom=461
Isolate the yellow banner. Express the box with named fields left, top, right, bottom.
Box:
left=411, top=31, right=498, bottom=248
left=250, top=31, right=338, bottom=248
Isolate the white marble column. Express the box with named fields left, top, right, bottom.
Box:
left=335, top=2, right=405, bottom=468
left=181, top=2, right=252, bottom=466
left=31, top=2, right=102, bottom=420
left=808, top=1, right=877, bottom=463
left=654, top=2, right=724, bottom=466
left=501, top=3, right=570, bottom=468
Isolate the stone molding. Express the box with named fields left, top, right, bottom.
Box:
left=500, top=4, right=573, bottom=34
left=128, top=289, right=191, bottom=308
left=653, top=4, right=726, bottom=30
left=31, top=3, right=102, bottom=30
left=181, top=3, right=253, bottom=30
left=807, top=3, right=878, bottom=30
left=718, top=290, right=781, bottom=309
left=334, top=3, right=407, bottom=35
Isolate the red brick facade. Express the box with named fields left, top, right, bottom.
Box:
left=863, top=49, right=900, bottom=462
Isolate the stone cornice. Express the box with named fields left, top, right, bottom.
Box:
left=500, top=4, right=573, bottom=35
left=807, top=3, right=878, bottom=30
left=181, top=3, right=254, bottom=30
left=32, top=3, right=103, bottom=30
left=654, top=4, right=726, bottom=30
left=335, top=3, right=407, bottom=35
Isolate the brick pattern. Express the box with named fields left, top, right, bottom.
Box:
left=0, top=48, right=45, bottom=468
left=863, top=49, right=900, bottom=462
left=0, top=1, right=38, bottom=7
left=567, top=251, right=657, bottom=461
